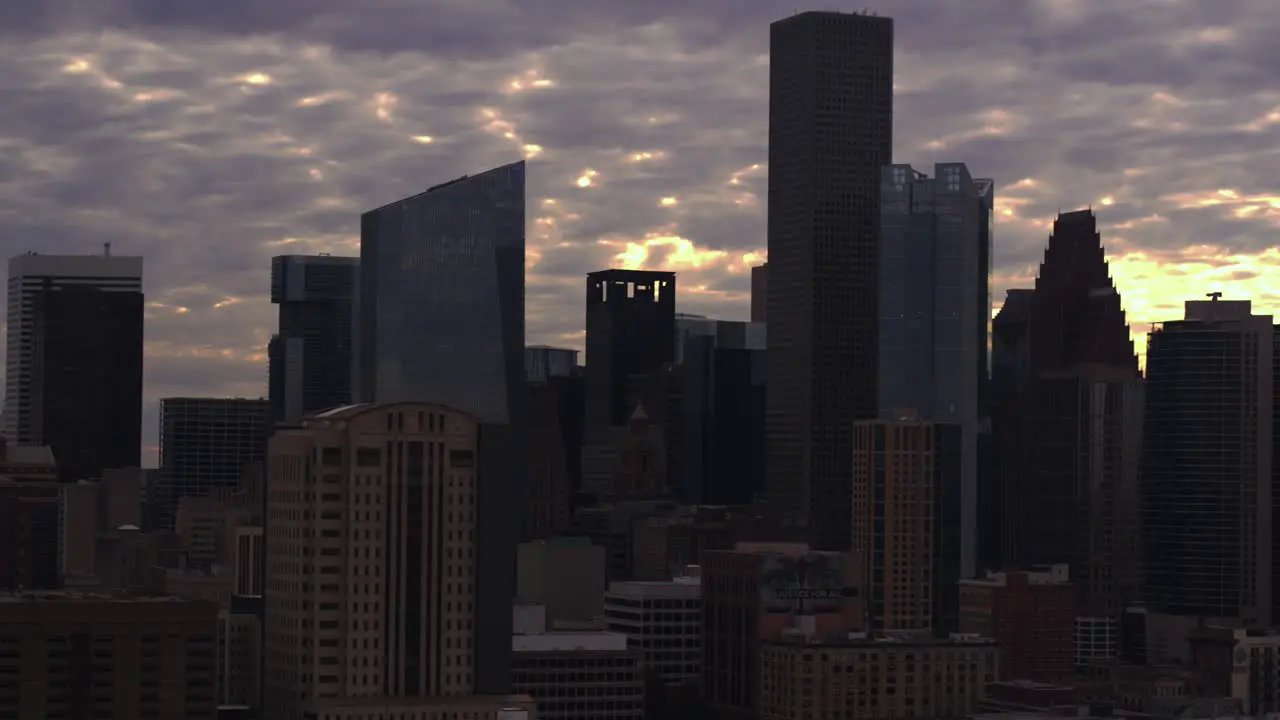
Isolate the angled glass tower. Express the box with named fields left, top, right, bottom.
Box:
left=357, top=160, right=526, bottom=694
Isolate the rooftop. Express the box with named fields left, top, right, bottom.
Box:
left=513, top=631, right=629, bottom=653
left=0, top=590, right=193, bottom=603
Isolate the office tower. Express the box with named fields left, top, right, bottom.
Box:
left=512, top=604, right=645, bottom=720
left=1142, top=297, right=1274, bottom=625
left=677, top=319, right=767, bottom=505
left=525, top=346, right=584, bottom=539
left=4, top=251, right=143, bottom=482
left=584, top=269, right=677, bottom=428
left=879, top=163, right=992, bottom=577
left=765, top=10, right=894, bottom=550
left=155, top=397, right=270, bottom=530
left=604, top=574, right=702, bottom=688
left=0, top=590, right=219, bottom=719
left=265, top=403, right=480, bottom=718
left=701, top=542, right=862, bottom=718
left=268, top=254, right=358, bottom=425
left=358, top=162, right=526, bottom=694
left=994, top=210, right=1144, bottom=646
left=759, top=635, right=997, bottom=720
left=959, top=565, right=1076, bottom=681
left=750, top=263, right=767, bottom=323
left=852, top=418, right=963, bottom=635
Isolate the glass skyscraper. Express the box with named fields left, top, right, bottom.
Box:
left=357, top=160, right=526, bottom=694
left=878, top=162, right=992, bottom=577
left=268, top=254, right=358, bottom=425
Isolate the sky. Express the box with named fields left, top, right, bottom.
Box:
left=2, top=0, right=1278, bottom=463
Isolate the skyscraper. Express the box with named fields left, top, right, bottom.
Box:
left=584, top=269, right=676, bottom=429
left=357, top=161, right=526, bottom=694
left=268, top=254, right=358, bottom=425
left=765, top=10, right=894, bottom=550
left=878, top=163, right=992, bottom=576
left=750, top=263, right=767, bottom=323
left=994, top=210, right=1144, bottom=652
left=155, top=397, right=271, bottom=530
left=1142, top=297, right=1274, bottom=625
left=264, top=403, right=483, bottom=718
left=4, top=251, right=143, bottom=482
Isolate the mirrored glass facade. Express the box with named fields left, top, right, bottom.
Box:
left=357, top=161, right=525, bottom=424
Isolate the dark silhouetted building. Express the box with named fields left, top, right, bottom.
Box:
left=751, top=263, right=767, bottom=323
left=878, top=163, right=992, bottom=577
left=994, top=210, right=1144, bottom=656
left=585, top=269, right=676, bottom=429
left=676, top=318, right=766, bottom=505
left=155, top=398, right=270, bottom=531
left=357, top=161, right=526, bottom=694
left=526, top=347, right=584, bottom=539
left=267, top=254, right=358, bottom=425
left=1142, top=297, right=1274, bottom=625
left=765, top=10, right=894, bottom=551
left=4, top=252, right=143, bottom=482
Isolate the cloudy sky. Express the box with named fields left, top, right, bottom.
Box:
left=2, top=0, right=1278, bottom=462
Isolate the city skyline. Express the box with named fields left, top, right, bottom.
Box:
left=1, top=0, right=1278, bottom=466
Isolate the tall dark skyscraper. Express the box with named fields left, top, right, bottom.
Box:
left=994, top=210, right=1144, bottom=655
left=765, top=10, right=894, bottom=550
left=156, top=397, right=271, bottom=530
left=1142, top=298, right=1274, bottom=625
left=268, top=254, right=358, bottom=425
left=878, top=163, right=992, bottom=577
left=4, top=252, right=144, bottom=482
left=584, top=269, right=676, bottom=429
left=358, top=160, right=526, bottom=694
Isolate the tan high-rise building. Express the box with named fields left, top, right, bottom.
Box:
left=852, top=419, right=964, bottom=635
left=264, top=402, right=481, bottom=720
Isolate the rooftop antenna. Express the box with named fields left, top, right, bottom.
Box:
left=103, top=242, right=111, bottom=257
left=1207, top=291, right=1223, bottom=301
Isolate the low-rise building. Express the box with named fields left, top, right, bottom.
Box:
left=513, top=605, right=643, bottom=720
left=759, top=632, right=998, bottom=720
left=959, top=564, right=1075, bottom=681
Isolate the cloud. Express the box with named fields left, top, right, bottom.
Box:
left=0, top=0, right=1278, bottom=465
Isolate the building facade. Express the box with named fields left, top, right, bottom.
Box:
left=512, top=609, right=644, bottom=720
left=603, top=575, right=702, bottom=687
left=268, top=254, right=359, bottom=425
left=264, top=403, right=481, bottom=719
left=0, top=591, right=219, bottom=720
left=357, top=163, right=527, bottom=693
left=4, top=251, right=144, bottom=482
left=1142, top=298, right=1274, bottom=624
left=879, top=163, right=992, bottom=577
left=702, top=542, right=862, bottom=718
left=852, top=418, right=963, bottom=635
left=155, top=397, right=270, bottom=531
left=959, top=564, right=1076, bottom=681
left=584, top=269, right=676, bottom=429
left=677, top=319, right=767, bottom=506
left=765, top=10, right=895, bottom=551
left=758, top=634, right=998, bottom=720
